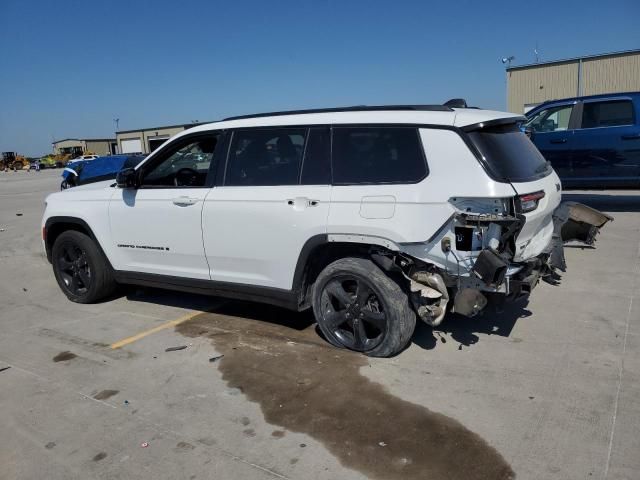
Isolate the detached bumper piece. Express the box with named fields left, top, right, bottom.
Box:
left=547, top=202, right=613, bottom=272
left=558, top=202, right=613, bottom=244
left=471, top=249, right=507, bottom=287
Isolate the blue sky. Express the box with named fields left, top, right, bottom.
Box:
left=1, top=0, right=638, bottom=156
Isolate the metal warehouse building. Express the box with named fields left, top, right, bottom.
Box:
left=116, top=123, right=207, bottom=154
left=52, top=138, right=117, bottom=157
left=507, top=49, right=640, bottom=113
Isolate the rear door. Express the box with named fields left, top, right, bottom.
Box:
left=202, top=127, right=331, bottom=289
left=571, top=97, right=640, bottom=187
left=525, top=102, right=577, bottom=181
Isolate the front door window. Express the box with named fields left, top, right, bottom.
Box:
left=525, top=104, right=573, bottom=133
left=141, top=137, right=217, bottom=188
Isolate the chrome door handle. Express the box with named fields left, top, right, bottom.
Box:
left=550, top=138, right=567, bottom=144
left=172, top=196, right=199, bottom=206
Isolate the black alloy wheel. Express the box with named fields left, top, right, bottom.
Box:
left=312, top=257, right=416, bottom=357
left=319, top=275, right=388, bottom=351
left=51, top=230, right=117, bottom=304
left=56, top=243, right=92, bottom=296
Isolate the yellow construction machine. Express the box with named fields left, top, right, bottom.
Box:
left=1, top=152, right=30, bottom=171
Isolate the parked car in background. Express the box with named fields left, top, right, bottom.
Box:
left=43, top=104, right=611, bottom=357
left=74, top=154, right=99, bottom=161
left=61, top=154, right=145, bottom=190
left=523, top=92, right=640, bottom=188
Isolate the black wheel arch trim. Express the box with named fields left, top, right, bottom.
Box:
left=291, top=234, right=329, bottom=296
left=44, top=216, right=113, bottom=271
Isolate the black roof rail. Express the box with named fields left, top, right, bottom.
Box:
left=222, top=104, right=453, bottom=121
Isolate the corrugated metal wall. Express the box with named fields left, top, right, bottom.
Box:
left=84, top=141, right=112, bottom=156
left=116, top=126, right=186, bottom=154
left=507, top=51, right=640, bottom=113
left=582, top=53, right=640, bottom=95
left=507, top=62, right=578, bottom=113
left=53, top=140, right=83, bottom=154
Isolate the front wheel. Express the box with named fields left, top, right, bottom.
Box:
left=51, top=231, right=116, bottom=303
left=312, top=257, right=416, bottom=357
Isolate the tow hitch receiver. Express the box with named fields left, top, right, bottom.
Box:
left=548, top=202, right=613, bottom=271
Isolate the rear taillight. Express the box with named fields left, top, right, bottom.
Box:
left=519, top=191, right=545, bottom=213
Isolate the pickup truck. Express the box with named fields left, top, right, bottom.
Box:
left=523, top=92, right=640, bottom=188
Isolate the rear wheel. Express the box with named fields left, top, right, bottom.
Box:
left=312, top=257, right=416, bottom=357
left=51, top=231, right=116, bottom=303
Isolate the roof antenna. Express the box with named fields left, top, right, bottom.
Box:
left=534, top=42, right=540, bottom=63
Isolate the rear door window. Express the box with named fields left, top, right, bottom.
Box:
left=300, top=127, right=331, bottom=185
left=467, top=123, right=552, bottom=182
left=331, top=127, right=427, bottom=184
left=581, top=100, right=634, bottom=128
left=225, top=129, right=306, bottom=186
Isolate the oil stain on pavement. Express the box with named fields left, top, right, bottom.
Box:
left=177, top=303, right=515, bottom=480
left=52, top=351, right=77, bottom=362
left=93, top=389, right=119, bottom=400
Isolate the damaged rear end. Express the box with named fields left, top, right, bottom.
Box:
left=390, top=120, right=612, bottom=326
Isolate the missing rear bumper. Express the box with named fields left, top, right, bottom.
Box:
left=546, top=202, right=613, bottom=272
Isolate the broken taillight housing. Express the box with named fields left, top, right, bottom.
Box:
left=519, top=191, right=545, bottom=213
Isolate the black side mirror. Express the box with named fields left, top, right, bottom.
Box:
left=523, top=127, right=534, bottom=140
left=116, top=167, right=138, bottom=189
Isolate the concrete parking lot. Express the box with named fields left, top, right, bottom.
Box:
left=0, top=169, right=638, bottom=480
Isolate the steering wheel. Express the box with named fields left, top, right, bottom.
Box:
left=174, top=167, right=199, bottom=187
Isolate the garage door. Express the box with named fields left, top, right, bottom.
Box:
left=120, top=138, right=142, bottom=154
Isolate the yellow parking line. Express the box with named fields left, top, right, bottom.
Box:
left=110, top=310, right=206, bottom=349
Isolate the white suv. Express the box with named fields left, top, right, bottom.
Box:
left=42, top=105, right=611, bottom=357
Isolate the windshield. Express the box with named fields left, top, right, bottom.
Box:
left=467, top=123, right=552, bottom=182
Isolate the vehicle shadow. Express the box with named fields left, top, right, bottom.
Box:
left=124, top=286, right=531, bottom=353
left=412, top=297, right=532, bottom=350
left=562, top=192, right=640, bottom=212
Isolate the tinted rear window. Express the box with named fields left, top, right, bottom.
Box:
left=332, top=127, right=427, bottom=184
left=581, top=100, right=634, bottom=128
left=467, top=123, right=551, bottom=182
left=225, top=128, right=305, bottom=186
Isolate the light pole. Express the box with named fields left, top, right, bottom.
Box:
left=113, top=118, right=120, bottom=133
left=501, top=56, right=515, bottom=111
left=501, top=55, right=515, bottom=68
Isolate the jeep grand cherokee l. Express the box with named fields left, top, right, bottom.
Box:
left=42, top=104, right=611, bottom=357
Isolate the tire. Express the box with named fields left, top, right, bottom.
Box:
left=51, top=230, right=116, bottom=303
left=312, top=257, right=416, bottom=357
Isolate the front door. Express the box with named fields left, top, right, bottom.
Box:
left=202, top=127, right=331, bottom=290
left=109, top=132, right=221, bottom=279
left=527, top=102, right=576, bottom=181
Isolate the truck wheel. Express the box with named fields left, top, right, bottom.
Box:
left=312, top=257, right=416, bottom=357
left=51, top=231, right=116, bottom=304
